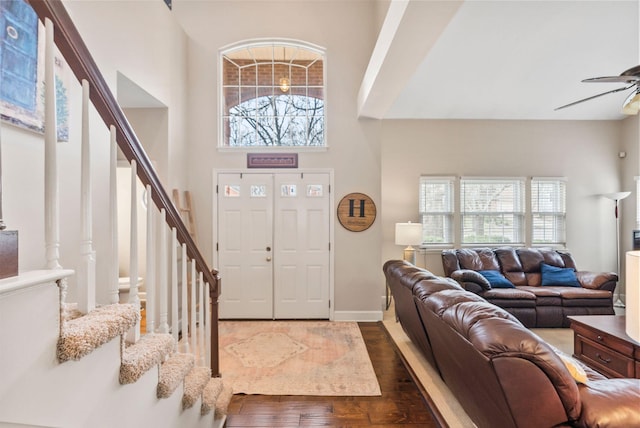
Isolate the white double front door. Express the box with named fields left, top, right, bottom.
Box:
left=216, top=172, right=331, bottom=319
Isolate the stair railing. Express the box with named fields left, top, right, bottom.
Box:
left=26, top=0, right=220, bottom=376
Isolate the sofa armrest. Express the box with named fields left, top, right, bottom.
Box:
left=578, top=378, right=640, bottom=427
left=450, top=269, right=491, bottom=291
left=576, top=271, right=618, bottom=291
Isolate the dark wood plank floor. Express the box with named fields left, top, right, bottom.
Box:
left=224, top=322, right=441, bottom=427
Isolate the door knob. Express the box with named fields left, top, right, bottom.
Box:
left=266, top=257, right=272, bottom=262
left=266, top=246, right=271, bottom=252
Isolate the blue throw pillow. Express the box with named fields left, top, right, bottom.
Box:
left=540, top=263, right=581, bottom=287
left=477, top=270, right=515, bottom=288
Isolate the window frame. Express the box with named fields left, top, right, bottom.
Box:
left=419, top=176, right=455, bottom=245
left=419, top=176, right=567, bottom=249
left=218, top=39, right=327, bottom=151
left=460, top=177, right=526, bottom=245
left=530, top=177, right=567, bottom=246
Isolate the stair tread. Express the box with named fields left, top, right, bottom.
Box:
left=57, top=303, right=139, bottom=362
left=157, top=353, right=195, bottom=398
left=214, top=383, right=234, bottom=419
left=182, top=366, right=212, bottom=409
left=120, top=333, right=174, bottom=384
left=201, top=377, right=224, bottom=415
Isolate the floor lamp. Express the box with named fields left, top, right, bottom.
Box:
left=603, top=191, right=631, bottom=308
left=395, top=222, right=423, bottom=265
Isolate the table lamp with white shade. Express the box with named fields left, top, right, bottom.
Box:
left=395, top=222, right=423, bottom=265
left=603, top=191, right=631, bottom=308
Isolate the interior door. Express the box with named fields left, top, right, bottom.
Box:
left=217, top=173, right=273, bottom=319
left=274, top=173, right=330, bottom=318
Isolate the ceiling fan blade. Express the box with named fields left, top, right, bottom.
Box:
left=582, top=76, right=640, bottom=84
left=554, top=85, right=635, bottom=111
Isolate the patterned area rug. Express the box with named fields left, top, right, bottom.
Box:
left=219, top=321, right=381, bottom=396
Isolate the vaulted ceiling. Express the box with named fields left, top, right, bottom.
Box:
left=360, top=0, right=639, bottom=120
left=174, top=0, right=639, bottom=121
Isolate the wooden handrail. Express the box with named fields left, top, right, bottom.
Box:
left=26, top=0, right=220, bottom=375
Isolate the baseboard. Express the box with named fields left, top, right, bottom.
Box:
left=333, top=310, right=383, bottom=322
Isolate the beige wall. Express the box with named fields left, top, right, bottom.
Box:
left=5, top=0, right=638, bottom=316
left=183, top=1, right=383, bottom=318
left=380, top=119, right=626, bottom=278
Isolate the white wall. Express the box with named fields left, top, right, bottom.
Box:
left=380, top=119, right=625, bottom=277
left=182, top=1, right=383, bottom=318
left=0, top=1, right=188, bottom=303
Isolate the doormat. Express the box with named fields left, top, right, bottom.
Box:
left=219, top=321, right=381, bottom=396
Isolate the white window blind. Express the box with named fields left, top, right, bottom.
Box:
left=531, top=178, right=566, bottom=245
left=460, top=178, right=525, bottom=244
left=419, top=176, right=454, bottom=244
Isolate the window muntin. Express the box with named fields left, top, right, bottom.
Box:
left=531, top=178, right=566, bottom=245
left=460, top=178, right=525, bottom=245
left=419, top=177, right=566, bottom=247
left=220, top=41, right=325, bottom=148
left=419, top=177, right=454, bottom=244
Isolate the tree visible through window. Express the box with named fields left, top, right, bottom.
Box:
left=220, top=41, right=325, bottom=147
left=419, top=176, right=566, bottom=247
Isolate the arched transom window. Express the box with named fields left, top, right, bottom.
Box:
left=220, top=40, right=325, bottom=148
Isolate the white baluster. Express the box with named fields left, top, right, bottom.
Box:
left=205, top=281, right=211, bottom=368
left=44, top=18, right=60, bottom=272
left=171, top=227, right=179, bottom=347
left=78, top=79, right=95, bottom=314
left=198, top=271, right=205, bottom=365
left=190, top=259, right=197, bottom=354
left=108, top=126, right=119, bottom=304
left=126, top=160, right=140, bottom=343
left=158, top=209, right=169, bottom=333
left=145, top=185, right=155, bottom=333
left=181, top=244, right=189, bottom=352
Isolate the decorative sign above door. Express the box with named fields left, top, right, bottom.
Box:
left=337, top=192, right=376, bottom=232
left=247, top=153, right=298, bottom=168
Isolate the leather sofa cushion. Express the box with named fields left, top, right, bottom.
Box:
left=456, top=248, right=501, bottom=271
left=440, top=301, right=521, bottom=338
left=480, top=287, right=536, bottom=301
left=558, top=287, right=612, bottom=300
left=445, top=309, right=582, bottom=421
left=422, top=289, right=485, bottom=317
left=413, top=277, right=462, bottom=300
left=578, top=379, right=640, bottom=428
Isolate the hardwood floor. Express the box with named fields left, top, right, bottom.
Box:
left=225, top=322, right=441, bottom=427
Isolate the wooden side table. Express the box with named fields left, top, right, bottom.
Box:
left=568, top=315, right=640, bottom=379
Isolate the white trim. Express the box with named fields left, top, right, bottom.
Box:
left=332, top=310, right=383, bottom=322
left=0, top=269, right=74, bottom=296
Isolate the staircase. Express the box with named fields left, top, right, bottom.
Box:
left=0, top=0, right=227, bottom=426
left=0, top=271, right=231, bottom=427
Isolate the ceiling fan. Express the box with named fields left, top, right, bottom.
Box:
left=555, top=65, right=640, bottom=114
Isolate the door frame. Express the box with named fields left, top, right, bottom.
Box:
left=212, top=168, right=335, bottom=320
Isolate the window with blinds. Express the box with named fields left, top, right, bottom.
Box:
left=531, top=178, right=566, bottom=245
left=419, top=177, right=454, bottom=244
left=461, top=178, right=525, bottom=244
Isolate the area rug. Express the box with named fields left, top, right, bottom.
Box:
left=219, top=321, right=381, bottom=396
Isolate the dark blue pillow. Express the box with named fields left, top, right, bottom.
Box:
left=540, top=263, right=581, bottom=287
left=477, top=270, right=515, bottom=288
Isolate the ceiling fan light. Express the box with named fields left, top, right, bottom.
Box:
left=622, top=92, right=640, bottom=115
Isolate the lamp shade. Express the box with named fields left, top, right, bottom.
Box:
left=395, top=222, right=423, bottom=246
left=625, top=251, right=640, bottom=342
left=603, top=191, right=631, bottom=201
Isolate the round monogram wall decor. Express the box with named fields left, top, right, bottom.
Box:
left=337, top=193, right=376, bottom=232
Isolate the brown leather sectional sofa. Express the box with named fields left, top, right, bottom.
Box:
left=442, top=247, right=617, bottom=327
left=383, top=259, right=640, bottom=428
